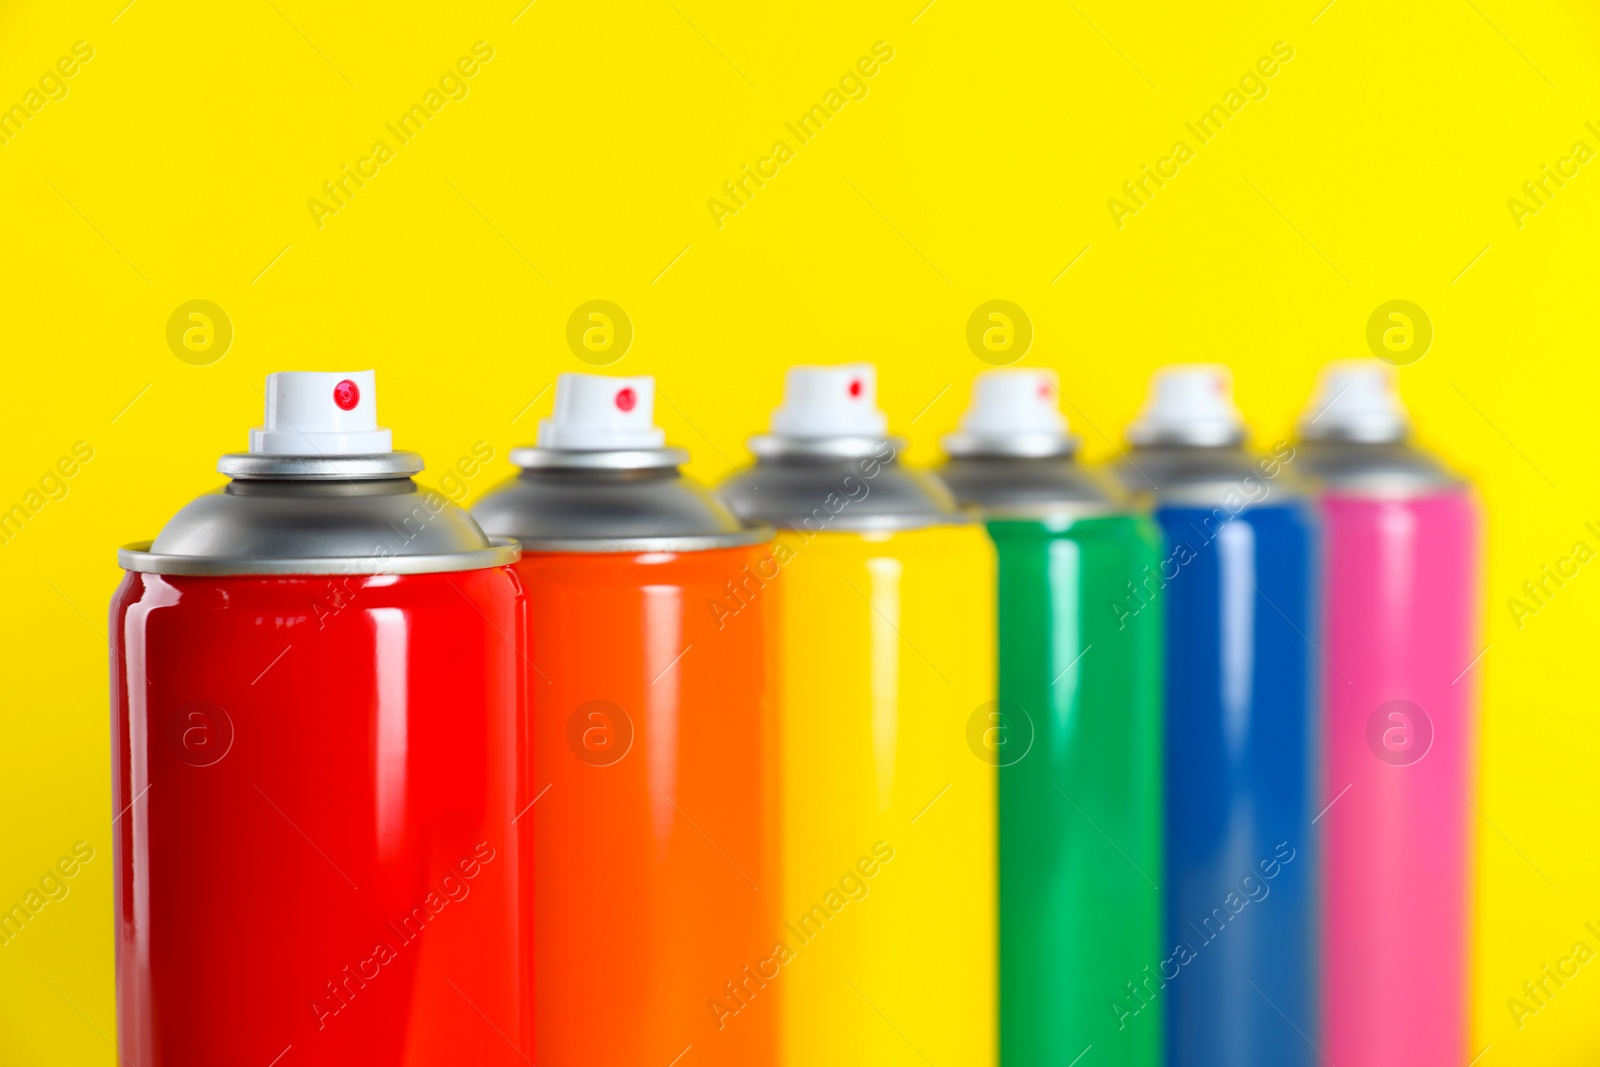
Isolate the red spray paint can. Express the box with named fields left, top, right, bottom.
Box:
left=111, top=371, right=531, bottom=1065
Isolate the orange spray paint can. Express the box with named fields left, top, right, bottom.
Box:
left=473, top=373, right=779, bottom=1065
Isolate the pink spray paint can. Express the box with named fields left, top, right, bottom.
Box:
left=1298, top=361, right=1481, bottom=1066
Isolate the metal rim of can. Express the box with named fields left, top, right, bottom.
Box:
left=1312, top=473, right=1466, bottom=497
left=216, top=451, right=425, bottom=480
left=1125, top=424, right=1246, bottom=448
left=939, top=431, right=1079, bottom=459
left=979, top=500, right=1126, bottom=522
left=1296, top=420, right=1406, bottom=446
left=117, top=536, right=522, bottom=576
left=1144, top=481, right=1307, bottom=507
left=512, top=525, right=776, bottom=554
left=746, top=434, right=900, bottom=460
left=509, top=446, right=689, bottom=471
left=761, top=508, right=980, bottom=533
left=1292, top=441, right=1464, bottom=494
left=733, top=435, right=977, bottom=531
left=729, top=487, right=980, bottom=531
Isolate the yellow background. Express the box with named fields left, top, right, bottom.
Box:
left=0, top=0, right=1595, bottom=1062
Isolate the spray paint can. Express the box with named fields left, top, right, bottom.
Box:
left=472, top=373, right=778, bottom=1066
left=717, top=363, right=997, bottom=1067
left=111, top=372, right=528, bottom=1065
left=1115, top=365, right=1318, bottom=1067
left=939, top=369, right=1164, bottom=1067
left=1297, top=361, right=1479, bottom=1067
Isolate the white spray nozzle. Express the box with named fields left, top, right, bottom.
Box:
left=538, top=372, right=666, bottom=450
left=249, top=371, right=392, bottom=455
left=770, top=362, right=888, bottom=438
left=1301, top=359, right=1408, bottom=442
left=1127, top=364, right=1245, bottom=447
left=957, top=369, right=1069, bottom=439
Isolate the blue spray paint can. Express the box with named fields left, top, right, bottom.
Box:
left=1113, top=365, right=1318, bottom=1067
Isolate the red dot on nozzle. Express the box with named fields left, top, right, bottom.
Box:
left=1037, top=382, right=1053, bottom=400
left=615, top=387, right=637, bottom=413
left=848, top=378, right=863, bottom=398
left=332, top=379, right=360, bottom=411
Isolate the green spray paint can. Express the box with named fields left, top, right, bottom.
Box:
left=940, top=369, right=1164, bottom=1067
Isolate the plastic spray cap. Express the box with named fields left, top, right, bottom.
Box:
left=1126, top=364, right=1245, bottom=447
left=769, top=363, right=889, bottom=438
left=942, top=369, right=1072, bottom=456
left=1300, top=360, right=1408, bottom=443
left=538, top=372, right=666, bottom=450
left=249, top=371, right=392, bottom=455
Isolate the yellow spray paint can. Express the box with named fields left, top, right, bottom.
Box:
left=718, top=363, right=996, bottom=1067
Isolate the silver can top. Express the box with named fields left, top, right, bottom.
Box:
left=938, top=455, right=1120, bottom=518
left=1113, top=443, right=1302, bottom=507
left=1293, top=361, right=1461, bottom=493
left=1114, top=365, right=1307, bottom=506
left=937, top=368, right=1120, bottom=517
left=1292, top=440, right=1460, bottom=494
left=471, top=373, right=770, bottom=553
left=715, top=364, right=972, bottom=532
left=120, top=371, right=517, bottom=576
left=719, top=436, right=970, bottom=532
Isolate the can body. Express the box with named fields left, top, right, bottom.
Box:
left=991, top=514, right=1164, bottom=1067
left=775, top=523, right=997, bottom=1067
left=111, top=566, right=528, bottom=1065
left=1320, top=488, right=1478, bottom=1065
left=1152, top=500, right=1318, bottom=1067
left=519, top=545, right=778, bottom=1066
